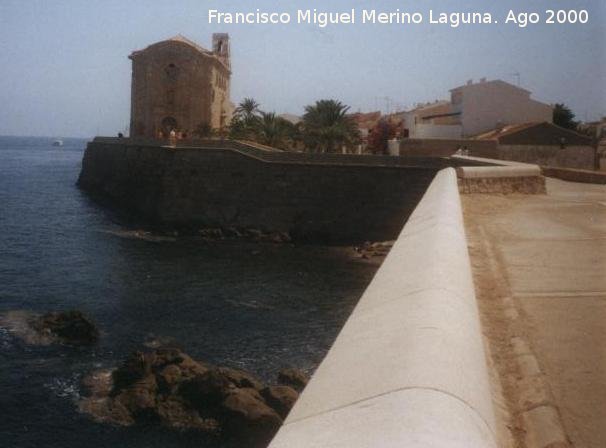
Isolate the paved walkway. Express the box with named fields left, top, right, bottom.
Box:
left=462, top=178, right=606, bottom=448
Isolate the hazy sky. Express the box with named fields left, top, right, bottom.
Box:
left=0, top=0, right=604, bottom=137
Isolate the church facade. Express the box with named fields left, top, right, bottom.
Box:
left=129, top=34, right=233, bottom=138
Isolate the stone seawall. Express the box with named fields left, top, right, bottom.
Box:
left=78, top=138, right=480, bottom=243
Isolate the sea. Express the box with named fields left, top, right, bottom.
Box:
left=0, top=136, right=378, bottom=447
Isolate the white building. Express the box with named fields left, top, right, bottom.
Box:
left=402, top=101, right=462, bottom=139
left=403, top=79, right=553, bottom=139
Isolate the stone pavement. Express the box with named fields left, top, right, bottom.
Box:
left=462, top=178, right=606, bottom=448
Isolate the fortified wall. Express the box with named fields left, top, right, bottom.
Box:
left=78, top=138, right=488, bottom=243
left=390, top=137, right=596, bottom=170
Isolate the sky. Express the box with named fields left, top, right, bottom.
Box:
left=0, top=0, right=604, bottom=138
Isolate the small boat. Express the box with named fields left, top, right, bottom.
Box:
left=52, top=139, right=63, bottom=147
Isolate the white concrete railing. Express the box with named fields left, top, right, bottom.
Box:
left=269, top=168, right=497, bottom=448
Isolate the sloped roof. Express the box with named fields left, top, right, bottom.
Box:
left=474, top=122, right=593, bottom=146
left=407, top=100, right=451, bottom=113
left=474, top=122, right=540, bottom=140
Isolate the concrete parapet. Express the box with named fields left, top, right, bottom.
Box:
left=457, top=165, right=541, bottom=179
left=268, top=168, right=498, bottom=448
left=453, top=156, right=546, bottom=194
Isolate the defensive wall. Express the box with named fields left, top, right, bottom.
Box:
left=78, top=137, right=489, bottom=243
left=389, top=138, right=596, bottom=170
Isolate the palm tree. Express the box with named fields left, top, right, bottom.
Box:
left=254, top=112, right=294, bottom=148
left=301, top=100, right=360, bottom=153
left=230, top=98, right=262, bottom=140
left=234, top=98, right=261, bottom=121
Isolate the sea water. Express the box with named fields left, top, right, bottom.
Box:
left=0, top=136, right=377, bottom=447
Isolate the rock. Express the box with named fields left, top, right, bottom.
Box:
left=79, top=395, right=135, bottom=427
left=81, top=369, right=113, bottom=398
left=198, top=228, right=224, bottom=239
left=151, top=347, right=185, bottom=368
left=261, top=385, right=299, bottom=418
left=179, top=368, right=233, bottom=411
left=217, top=366, right=264, bottom=390
left=157, top=364, right=182, bottom=393
left=268, top=232, right=291, bottom=243
left=79, top=347, right=294, bottom=442
left=114, top=374, right=158, bottom=420
left=32, top=310, right=99, bottom=345
left=79, top=368, right=135, bottom=426
left=156, top=396, right=219, bottom=432
left=277, top=368, right=309, bottom=392
left=111, top=351, right=154, bottom=394
left=224, top=227, right=243, bottom=238
left=244, top=228, right=264, bottom=240
left=221, top=387, right=283, bottom=444
left=177, top=354, right=209, bottom=379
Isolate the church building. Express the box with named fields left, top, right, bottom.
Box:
left=129, top=33, right=233, bottom=138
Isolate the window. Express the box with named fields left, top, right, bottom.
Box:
left=165, top=63, right=180, bottom=82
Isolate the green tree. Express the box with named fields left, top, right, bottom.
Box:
left=553, top=103, right=578, bottom=130
left=234, top=98, right=261, bottom=121
left=230, top=98, right=262, bottom=140
left=254, top=112, right=294, bottom=148
left=301, top=100, right=360, bottom=153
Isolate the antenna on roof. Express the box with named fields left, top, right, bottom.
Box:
left=510, top=72, right=521, bottom=86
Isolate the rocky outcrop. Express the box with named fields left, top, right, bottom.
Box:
left=198, top=227, right=292, bottom=243
left=80, top=348, right=306, bottom=446
left=0, top=310, right=99, bottom=346
left=33, top=310, right=99, bottom=345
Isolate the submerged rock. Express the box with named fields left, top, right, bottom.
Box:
left=80, top=348, right=304, bottom=443
left=353, top=240, right=394, bottom=261
left=33, top=310, right=99, bottom=345
left=0, top=310, right=99, bottom=346
left=197, top=226, right=292, bottom=244
left=277, top=368, right=309, bottom=392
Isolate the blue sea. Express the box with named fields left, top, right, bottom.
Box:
left=0, top=136, right=377, bottom=447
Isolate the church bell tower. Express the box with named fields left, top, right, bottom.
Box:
left=212, top=33, right=230, bottom=69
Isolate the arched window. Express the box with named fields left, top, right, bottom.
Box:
left=165, top=63, right=180, bottom=82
